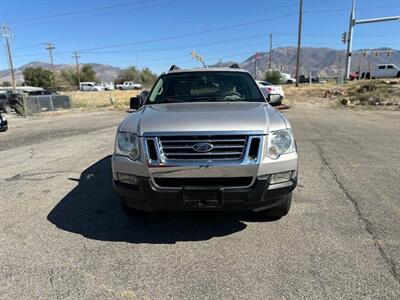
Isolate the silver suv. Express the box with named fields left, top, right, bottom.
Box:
left=112, top=66, right=298, bottom=218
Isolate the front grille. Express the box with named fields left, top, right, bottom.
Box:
left=158, top=135, right=247, bottom=161
left=154, top=177, right=253, bottom=188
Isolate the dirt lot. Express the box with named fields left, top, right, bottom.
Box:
left=284, top=79, right=400, bottom=110
left=1, top=107, right=399, bottom=298
left=61, top=90, right=140, bottom=110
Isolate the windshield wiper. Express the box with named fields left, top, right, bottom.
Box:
left=157, top=98, right=187, bottom=104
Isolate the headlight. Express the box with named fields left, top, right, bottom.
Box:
left=1, top=114, right=6, bottom=121
left=115, top=132, right=140, bottom=160
left=267, top=129, right=295, bottom=159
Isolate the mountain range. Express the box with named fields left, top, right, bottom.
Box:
left=1, top=47, right=399, bottom=84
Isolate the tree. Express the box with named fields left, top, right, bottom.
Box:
left=116, top=66, right=140, bottom=84
left=139, top=67, right=157, bottom=87
left=264, top=70, right=282, bottom=85
left=59, top=65, right=97, bottom=90
left=1, top=81, right=11, bottom=87
left=80, top=65, right=97, bottom=82
left=23, top=67, right=53, bottom=89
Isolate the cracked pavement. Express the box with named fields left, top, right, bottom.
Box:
left=0, top=108, right=399, bottom=299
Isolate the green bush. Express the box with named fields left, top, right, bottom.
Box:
left=264, top=70, right=282, bottom=85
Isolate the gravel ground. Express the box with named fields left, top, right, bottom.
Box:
left=0, top=108, right=399, bottom=299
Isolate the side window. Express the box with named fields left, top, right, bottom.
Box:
left=378, top=65, right=386, bottom=69
left=387, top=65, right=394, bottom=69
left=149, top=78, right=164, bottom=102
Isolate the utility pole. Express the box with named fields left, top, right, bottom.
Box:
left=269, top=33, right=272, bottom=70
left=46, top=42, right=56, bottom=91
left=254, top=52, right=261, bottom=80
left=73, top=52, right=80, bottom=90
left=295, top=0, right=303, bottom=87
left=1, top=24, right=16, bottom=92
left=344, top=0, right=400, bottom=79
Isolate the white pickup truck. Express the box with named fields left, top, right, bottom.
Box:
left=115, top=81, right=142, bottom=90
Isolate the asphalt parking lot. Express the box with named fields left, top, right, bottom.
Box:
left=0, top=108, right=399, bottom=299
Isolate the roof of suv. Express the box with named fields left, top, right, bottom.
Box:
left=164, top=67, right=251, bottom=75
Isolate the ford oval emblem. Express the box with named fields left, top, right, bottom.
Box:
left=192, top=142, right=214, bottom=153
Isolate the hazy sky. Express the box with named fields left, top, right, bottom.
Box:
left=1, top=0, right=399, bottom=73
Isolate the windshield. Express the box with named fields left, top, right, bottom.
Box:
left=147, top=71, right=264, bottom=104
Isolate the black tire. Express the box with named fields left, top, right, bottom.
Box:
left=397, top=71, right=400, bottom=78
left=287, top=80, right=293, bottom=84
left=264, top=192, right=292, bottom=218
left=3, top=104, right=11, bottom=113
left=365, top=72, right=371, bottom=79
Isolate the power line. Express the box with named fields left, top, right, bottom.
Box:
left=10, top=3, right=398, bottom=54
left=10, top=0, right=158, bottom=24
left=48, top=12, right=299, bottom=54
left=13, top=0, right=193, bottom=29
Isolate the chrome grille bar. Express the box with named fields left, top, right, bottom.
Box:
left=158, top=135, right=247, bottom=161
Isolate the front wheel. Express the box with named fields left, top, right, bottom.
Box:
left=264, top=192, right=292, bottom=218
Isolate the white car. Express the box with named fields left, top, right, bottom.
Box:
left=281, top=73, right=296, bottom=84
left=257, top=81, right=285, bottom=99
left=102, top=83, right=115, bottom=91
left=79, top=82, right=104, bottom=92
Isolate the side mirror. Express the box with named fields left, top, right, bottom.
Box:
left=138, top=90, right=149, bottom=103
left=267, top=94, right=282, bottom=107
left=130, top=97, right=140, bottom=110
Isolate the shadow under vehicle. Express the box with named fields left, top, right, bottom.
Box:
left=47, top=156, right=280, bottom=244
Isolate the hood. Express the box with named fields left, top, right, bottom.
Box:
left=120, top=102, right=287, bottom=136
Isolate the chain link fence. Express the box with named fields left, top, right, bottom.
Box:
left=22, top=95, right=71, bottom=116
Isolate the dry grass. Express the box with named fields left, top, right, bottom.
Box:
left=61, top=90, right=141, bottom=110
left=284, top=79, right=400, bottom=110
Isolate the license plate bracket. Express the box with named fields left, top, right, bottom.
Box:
left=183, top=187, right=223, bottom=208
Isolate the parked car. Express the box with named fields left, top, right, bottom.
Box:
left=112, top=66, right=298, bottom=218
left=0, top=93, right=12, bottom=113
left=361, top=64, right=400, bottom=79
left=79, top=82, right=104, bottom=91
left=299, top=75, right=319, bottom=84
left=0, top=113, right=8, bottom=132
left=101, top=83, right=115, bottom=91
left=349, top=71, right=360, bottom=81
left=115, top=81, right=142, bottom=90
left=27, top=90, right=57, bottom=96
left=257, top=80, right=284, bottom=106
left=281, top=73, right=296, bottom=84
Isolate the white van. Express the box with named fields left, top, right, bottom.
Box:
left=367, top=64, right=400, bottom=79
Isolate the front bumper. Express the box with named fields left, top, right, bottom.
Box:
left=113, top=176, right=297, bottom=212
